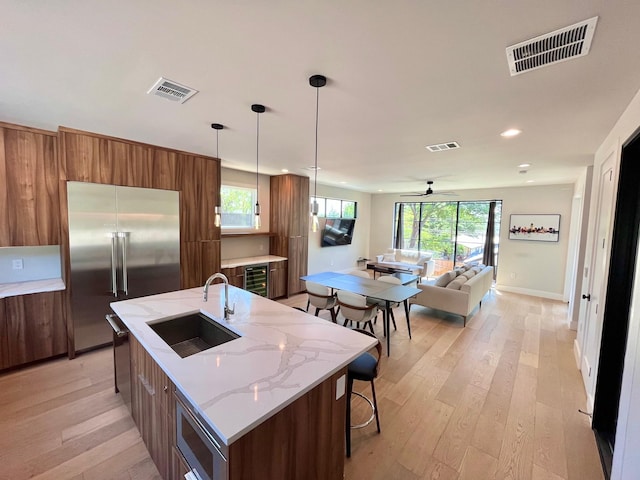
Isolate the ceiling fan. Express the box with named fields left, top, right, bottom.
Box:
left=400, top=180, right=457, bottom=197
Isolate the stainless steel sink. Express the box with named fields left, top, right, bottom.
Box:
left=149, top=313, right=240, bottom=358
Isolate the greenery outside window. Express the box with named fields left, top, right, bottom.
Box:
left=221, top=185, right=257, bottom=229
left=394, top=200, right=502, bottom=274
left=311, top=197, right=357, bottom=219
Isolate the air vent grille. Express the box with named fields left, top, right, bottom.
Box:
left=506, top=17, right=598, bottom=76
left=426, top=142, right=460, bottom=152
left=147, top=77, right=198, bottom=104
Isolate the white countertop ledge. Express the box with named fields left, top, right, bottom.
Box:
left=221, top=255, right=287, bottom=269
left=0, top=278, right=66, bottom=299
left=110, top=285, right=374, bottom=446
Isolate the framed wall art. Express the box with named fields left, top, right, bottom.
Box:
left=508, top=214, right=560, bottom=242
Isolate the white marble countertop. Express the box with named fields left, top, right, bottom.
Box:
left=0, top=278, right=66, bottom=299
left=110, top=285, right=374, bottom=446
left=221, top=255, right=287, bottom=268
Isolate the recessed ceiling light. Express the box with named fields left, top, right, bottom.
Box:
left=526, top=180, right=535, bottom=183
left=340, top=181, right=347, bottom=184
left=378, top=189, right=383, bottom=192
left=518, top=163, right=531, bottom=168
left=501, top=129, right=522, bottom=137
left=281, top=168, right=289, bottom=173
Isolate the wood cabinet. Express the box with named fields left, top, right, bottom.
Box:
left=0, top=291, right=67, bottom=370
left=221, top=266, right=245, bottom=288
left=59, top=126, right=222, bottom=290
left=130, top=335, right=175, bottom=480
left=131, top=333, right=347, bottom=480
left=0, top=123, right=60, bottom=246
left=269, top=261, right=287, bottom=299
left=270, top=174, right=309, bottom=296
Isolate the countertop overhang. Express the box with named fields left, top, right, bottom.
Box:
left=110, top=285, right=375, bottom=446
left=220, top=255, right=287, bottom=269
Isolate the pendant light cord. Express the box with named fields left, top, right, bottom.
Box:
left=256, top=111, right=260, bottom=199
left=314, top=86, right=319, bottom=200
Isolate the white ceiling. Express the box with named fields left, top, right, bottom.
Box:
left=2, top=1, right=640, bottom=194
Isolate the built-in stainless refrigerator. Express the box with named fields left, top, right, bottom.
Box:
left=68, top=182, right=180, bottom=353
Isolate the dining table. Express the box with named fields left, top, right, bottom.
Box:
left=300, top=271, right=421, bottom=356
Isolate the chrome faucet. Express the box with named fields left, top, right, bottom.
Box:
left=203, top=273, right=235, bottom=320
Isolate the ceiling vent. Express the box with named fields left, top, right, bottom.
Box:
left=506, top=16, right=598, bottom=76
left=147, top=77, right=198, bottom=104
left=426, top=141, right=460, bottom=152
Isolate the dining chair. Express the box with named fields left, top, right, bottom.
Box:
left=306, top=281, right=338, bottom=322
left=346, top=328, right=382, bottom=457
left=337, top=291, right=378, bottom=333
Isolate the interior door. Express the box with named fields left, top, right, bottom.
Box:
left=116, top=186, right=180, bottom=299
left=580, top=151, right=617, bottom=402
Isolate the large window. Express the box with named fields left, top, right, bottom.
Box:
left=394, top=200, right=501, bottom=275
left=220, top=185, right=257, bottom=229
left=311, top=196, right=357, bottom=219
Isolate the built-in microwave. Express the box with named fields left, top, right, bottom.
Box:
left=175, top=390, right=228, bottom=480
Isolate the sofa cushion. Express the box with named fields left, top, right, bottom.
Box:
left=446, top=277, right=467, bottom=290
left=462, top=270, right=476, bottom=280
left=381, top=253, right=396, bottom=262
left=471, top=266, right=484, bottom=274
left=435, top=270, right=457, bottom=287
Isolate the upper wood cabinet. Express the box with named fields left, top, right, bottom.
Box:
left=59, top=127, right=222, bottom=289
left=270, top=174, right=310, bottom=237
left=0, top=124, right=60, bottom=246
left=270, top=174, right=310, bottom=296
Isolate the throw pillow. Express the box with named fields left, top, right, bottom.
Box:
left=462, top=270, right=476, bottom=280
left=381, top=253, right=396, bottom=262
left=446, top=278, right=466, bottom=290
left=435, top=271, right=456, bottom=287
left=472, top=266, right=483, bottom=274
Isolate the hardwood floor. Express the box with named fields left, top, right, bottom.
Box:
left=0, top=289, right=603, bottom=480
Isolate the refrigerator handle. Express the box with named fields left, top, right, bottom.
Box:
left=119, top=232, right=129, bottom=295
left=110, top=232, right=118, bottom=297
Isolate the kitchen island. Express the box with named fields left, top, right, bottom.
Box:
left=111, top=283, right=375, bottom=479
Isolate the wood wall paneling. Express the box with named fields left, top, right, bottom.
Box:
left=177, top=155, right=217, bottom=242
left=181, top=240, right=222, bottom=289
left=150, top=149, right=177, bottom=190
left=2, top=127, right=60, bottom=245
left=3, top=291, right=67, bottom=367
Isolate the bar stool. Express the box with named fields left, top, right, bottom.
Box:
left=346, top=328, right=382, bottom=457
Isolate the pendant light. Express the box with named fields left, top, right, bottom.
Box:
left=309, top=74, right=327, bottom=233
left=252, top=104, right=266, bottom=229
left=211, top=123, right=224, bottom=228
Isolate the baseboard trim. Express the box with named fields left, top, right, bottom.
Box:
left=574, top=338, right=582, bottom=369
left=494, top=284, right=565, bottom=301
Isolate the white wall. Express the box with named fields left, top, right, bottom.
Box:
left=307, top=184, right=371, bottom=275
left=370, top=185, right=574, bottom=299
left=589, top=86, right=640, bottom=480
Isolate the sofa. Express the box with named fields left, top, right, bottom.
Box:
left=409, top=265, right=493, bottom=326
left=374, top=249, right=436, bottom=278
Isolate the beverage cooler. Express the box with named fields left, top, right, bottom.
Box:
left=243, top=264, right=268, bottom=297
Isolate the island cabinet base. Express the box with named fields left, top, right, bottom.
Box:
left=131, top=333, right=348, bottom=480
left=227, top=368, right=347, bottom=480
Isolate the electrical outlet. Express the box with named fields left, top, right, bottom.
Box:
left=12, top=258, right=24, bottom=270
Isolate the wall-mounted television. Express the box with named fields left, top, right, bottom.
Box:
left=321, top=218, right=356, bottom=247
